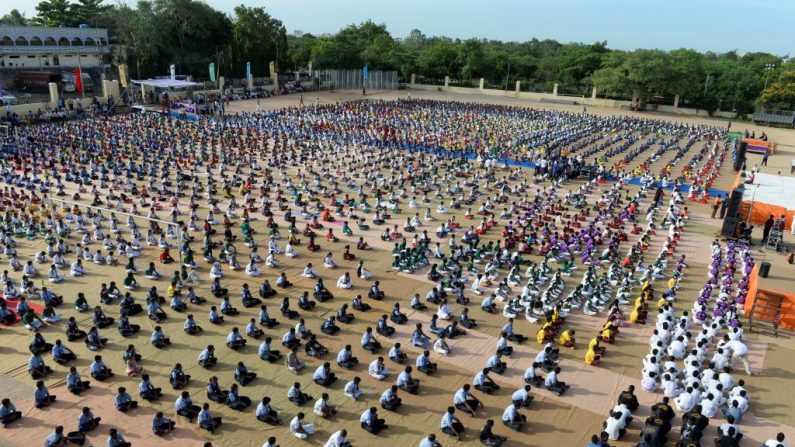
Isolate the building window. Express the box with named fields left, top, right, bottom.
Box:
left=44, top=37, right=56, bottom=46
left=30, top=37, right=43, bottom=46
left=58, top=37, right=69, bottom=46
left=15, top=36, right=28, bottom=46
left=1, top=36, right=14, bottom=46
left=71, top=37, right=83, bottom=46
left=53, top=56, right=59, bottom=66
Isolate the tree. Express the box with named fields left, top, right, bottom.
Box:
left=0, top=9, right=28, bottom=25
left=71, top=0, right=112, bottom=26
left=107, top=2, right=157, bottom=78
left=458, top=39, right=487, bottom=81
left=668, top=48, right=705, bottom=102
left=591, top=50, right=673, bottom=103
left=287, top=33, right=316, bottom=71
left=757, top=71, right=795, bottom=110
left=228, top=6, right=283, bottom=77
left=417, top=38, right=460, bottom=81
left=32, top=0, right=74, bottom=26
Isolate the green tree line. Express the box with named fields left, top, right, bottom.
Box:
left=2, top=2, right=794, bottom=113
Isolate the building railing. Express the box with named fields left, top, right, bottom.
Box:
left=0, top=45, right=109, bottom=54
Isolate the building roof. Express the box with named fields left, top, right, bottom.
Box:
left=0, top=25, right=108, bottom=44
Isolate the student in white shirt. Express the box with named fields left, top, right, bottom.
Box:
left=289, top=412, right=314, bottom=439
left=324, top=429, right=352, bottom=447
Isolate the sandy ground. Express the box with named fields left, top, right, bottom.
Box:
left=0, top=90, right=792, bottom=447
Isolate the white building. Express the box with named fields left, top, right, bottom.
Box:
left=0, top=25, right=109, bottom=70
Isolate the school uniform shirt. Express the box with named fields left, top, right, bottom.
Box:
left=44, top=432, right=64, bottom=447
left=337, top=349, right=352, bottom=364
left=114, top=392, right=132, bottom=409
left=763, top=439, right=787, bottom=447
left=544, top=371, right=558, bottom=387
left=604, top=416, right=624, bottom=440
left=226, top=332, right=242, bottom=345
left=34, top=386, right=50, bottom=403
left=379, top=388, right=395, bottom=406
left=107, top=433, right=128, bottom=447
left=454, top=388, right=471, bottom=405
left=198, top=349, right=212, bottom=362
left=641, top=375, right=658, bottom=392
left=473, top=371, right=487, bottom=386
left=324, top=430, right=349, bottom=447
left=175, top=396, right=191, bottom=411
left=388, top=346, right=402, bottom=359
left=440, top=411, right=458, bottom=429
left=486, top=355, right=502, bottom=369
left=258, top=341, right=272, bottom=357
left=502, top=405, right=519, bottom=423
left=28, top=355, right=45, bottom=370
left=416, top=355, right=431, bottom=368
left=396, top=371, right=412, bottom=387
left=0, top=403, right=17, bottom=418
left=313, top=366, right=329, bottom=381
left=360, top=410, right=375, bottom=426
left=139, top=380, right=155, bottom=395
left=197, top=408, right=212, bottom=425
left=255, top=402, right=273, bottom=419
left=79, top=411, right=96, bottom=427
left=511, top=388, right=529, bottom=402
left=52, top=343, right=69, bottom=359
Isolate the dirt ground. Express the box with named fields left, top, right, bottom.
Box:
left=0, top=89, right=793, bottom=447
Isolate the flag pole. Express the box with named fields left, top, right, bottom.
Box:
left=78, top=54, right=85, bottom=101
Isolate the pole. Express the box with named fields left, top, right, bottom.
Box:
left=78, top=54, right=85, bottom=101
left=703, top=73, right=711, bottom=96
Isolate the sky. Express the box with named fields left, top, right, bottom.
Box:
left=4, top=0, right=794, bottom=55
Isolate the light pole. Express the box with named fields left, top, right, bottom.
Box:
left=763, top=63, right=775, bottom=90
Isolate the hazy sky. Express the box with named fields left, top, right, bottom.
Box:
left=4, top=0, right=793, bottom=55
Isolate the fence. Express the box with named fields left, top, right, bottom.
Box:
left=314, top=69, right=398, bottom=92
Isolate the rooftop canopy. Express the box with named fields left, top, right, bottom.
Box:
left=131, top=79, right=202, bottom=89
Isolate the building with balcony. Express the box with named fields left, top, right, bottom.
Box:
left=0, top=25, right=109, bottom=70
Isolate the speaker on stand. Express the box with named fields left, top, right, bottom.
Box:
left=720, top=184, right=746, bottom=238
left=733, top=141, right=747, bottom=172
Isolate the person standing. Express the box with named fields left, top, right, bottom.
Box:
left=761, top=149, right=769, bottom=166
left=763, top=215, right=775, bottom=245
left=711, top=197, right=722, bottom=219
left=719, top=195, right=730, bottom=219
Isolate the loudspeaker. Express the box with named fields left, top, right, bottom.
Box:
left=733, top=142, right=747, bottom=172
left=723, top=185, right=744, bottom=219
left=760, top=261, right=771, bottom=278
left=721, top=216, right=739, bottom=238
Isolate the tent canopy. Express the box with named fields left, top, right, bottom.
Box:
left=131, top=79, right=202, bottom=89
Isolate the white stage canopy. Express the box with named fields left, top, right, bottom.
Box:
left=742, top=172, right=795, bottom=209
left=131, top=79, right=203, bottom=88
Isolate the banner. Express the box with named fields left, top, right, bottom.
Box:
left=362, top=64, right=369, bottom=80
left=118, top=63, right=128, bottom=88
left=209, top=63, right=216, bottom=83
left=74, top=67, right=83, bottom=93
left=246, top=61, right=251, bottom=81
left=169, top=64, right=176, bottom=80
left=308, top=62, right=313, bottom=77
